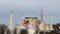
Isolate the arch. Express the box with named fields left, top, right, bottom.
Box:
left=20, top=29, right=28, bottom=34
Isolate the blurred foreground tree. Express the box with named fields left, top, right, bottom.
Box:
left=0, top=24, right=7, bottom=34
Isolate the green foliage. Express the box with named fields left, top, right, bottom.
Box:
left=0, top=24, right=7, bottom=34
left=1, top=28, right=4, bottom=34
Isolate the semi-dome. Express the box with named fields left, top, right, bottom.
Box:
left=20, top=25, right=27, bottom=29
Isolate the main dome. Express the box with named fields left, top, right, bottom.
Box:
left=24, top=15, right=38, bottom=19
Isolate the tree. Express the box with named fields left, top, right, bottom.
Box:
left=0, top=24, right=7, bottom=34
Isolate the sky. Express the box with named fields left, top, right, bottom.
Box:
left=0, top=0, right=60, bottom=25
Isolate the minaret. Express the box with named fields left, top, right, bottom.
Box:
left=10, top=10, right=13, bottom=26
left=10, top=10, right=13, bottom=34
left=50, top=14, right=53, bottom=31
left=41, top=9, right=43, bottom=22
left=40, top=9, right=44, bottom=31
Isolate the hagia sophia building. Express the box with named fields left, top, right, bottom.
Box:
left=6, top=9, right=53, bottom=34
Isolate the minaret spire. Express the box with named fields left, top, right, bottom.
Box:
left=41, top=9, right=43, bottom=22
left=50, top=13, right=53, bottom=31
left=9, top=9, right=13, bottom=34
left=40, top=9, right=44, bottom=31
left=10, top=10, right=13, bottom=26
